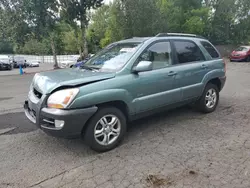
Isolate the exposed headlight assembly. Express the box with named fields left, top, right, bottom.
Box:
left=47, top=88, right=79, bottom=109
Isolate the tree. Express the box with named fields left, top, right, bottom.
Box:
left=20, top=0, right=60, bottom=67
left=18, top=38, right=50, bottom=55
left=0, top=1, right=31, bottom=51
left=87, top=5, right=110, bottom=51
left=0, top=40, right=14, bottom=54
left=100, top=0, right=125, bottom=47
left=60, top=0, right=104, bottom=59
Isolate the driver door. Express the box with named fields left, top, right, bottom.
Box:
left=133, top=41, right=181, bottom=113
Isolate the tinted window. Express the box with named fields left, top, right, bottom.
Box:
left=174, top=41, right=205, bottom=64
left=139, top=42, right=172, bottom=70
left=201, top=41, right=220, bottom=58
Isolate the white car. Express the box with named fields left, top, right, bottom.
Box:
left=59, top=55, right=79, bottom=68
left=28, top=61, right=40, bottom=67
left=59, top=60, right=76, bottom=68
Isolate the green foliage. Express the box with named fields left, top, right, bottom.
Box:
left=1, top=0, right=250, bottom=55
left=87, top=0, right=250, bottom=47
left=87, top=5, right=111, bottom=50
left=60, top=0, right=104, bottom=57
left=0, top=40, right=14, bottom=54
left=17, top=38, right=50, bottom=55
left=63, top=30, right=80, bottom=54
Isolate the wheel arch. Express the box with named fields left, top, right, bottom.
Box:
left=81, top=100, right=130, bottom=136
left=207, top=78, right=222, bottom=91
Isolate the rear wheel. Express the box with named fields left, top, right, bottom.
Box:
left=196, top=83, right=219, bottom=113
left=84, top=107, right=127, bottom=152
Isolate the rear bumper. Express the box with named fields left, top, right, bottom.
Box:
left=24, top=100, right=97, bottom=138
left=219, top=76, right=226, bottom=91
left=230, top=56, right=247, bottom=61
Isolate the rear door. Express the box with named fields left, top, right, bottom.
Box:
left=171, top=39, right=210, bottom=100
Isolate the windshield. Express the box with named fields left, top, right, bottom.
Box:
left=235, top=47, right=249, bottom=52
left=83, top=42, right=142, bottom=72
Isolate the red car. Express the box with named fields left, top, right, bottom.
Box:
left=230, top=46, right=250, bottom=62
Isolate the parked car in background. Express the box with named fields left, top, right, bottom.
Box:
left=0, top=56, right=12, bottom=70
left=59, top=55, right=79, bottom=68
left=230, top=46, right=250, bottom=62
left=24, top=33, right=226, bottom=152
left=74, top=58, right=89, bottom=68
left=13, top=56, right=27, bottom=68
left=27, top=61, right=40, bottom=67
left=73, top=54, right=95, bottom=68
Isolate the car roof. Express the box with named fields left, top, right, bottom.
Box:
left=0, top=55, right=10, bottom=58
left=115, top=33, right=207, bottom=44
left=116, top=37, right=151, bottom=44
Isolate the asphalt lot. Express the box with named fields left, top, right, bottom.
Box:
left=0, top=63, right=53, bottom=77
left=1, top=62, right=250, bottom=188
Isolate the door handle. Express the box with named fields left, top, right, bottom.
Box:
left=201, top=64, right=208, bottom=69
left=168, top=71, right=177, bottom=76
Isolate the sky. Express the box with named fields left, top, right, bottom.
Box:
left=104, top=0, right=113, bottom=4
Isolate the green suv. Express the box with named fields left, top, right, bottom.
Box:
left=24, top=33, right=226, bottom=152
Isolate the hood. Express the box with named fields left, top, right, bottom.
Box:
left=231, top=50, right=247, bottom=55
left=32, top=68, right=116, bottom=94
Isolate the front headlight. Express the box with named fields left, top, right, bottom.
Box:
left=47, top=88, right=79, bottom=109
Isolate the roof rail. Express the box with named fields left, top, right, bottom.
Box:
left=155, top=33, right=204, bottom=38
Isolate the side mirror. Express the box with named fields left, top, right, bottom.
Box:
left=133, top=61, right=153, bottom=73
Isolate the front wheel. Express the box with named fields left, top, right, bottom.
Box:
left=196, top=83, right=219, bottom=113
left=84, top=107, right=127, bottom=152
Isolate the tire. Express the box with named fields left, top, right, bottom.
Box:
left=196, top=83, right=219, bottom=113
left=84, top=107, right=127, bottom=152
left=246, top=56, right=250, bottom=62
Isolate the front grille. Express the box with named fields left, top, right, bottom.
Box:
left=33, top=88, right=42, bottom=99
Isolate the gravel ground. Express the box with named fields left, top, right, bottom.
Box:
left=0, top=62, right=250, bottom=188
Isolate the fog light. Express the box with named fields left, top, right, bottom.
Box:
left=54, top=120, right=64, bottom=128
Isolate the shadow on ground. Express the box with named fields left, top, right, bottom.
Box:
left=0, top=106, right=196, bottom=136
left=0, top=112, right=38, bottom=134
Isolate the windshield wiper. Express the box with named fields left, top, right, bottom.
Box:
left=80, top=65, right=99, bottom=71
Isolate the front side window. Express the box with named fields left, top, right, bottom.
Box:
left=201, top=41, right=220, bottom=58
left=83, top=42, right=142, bottom=72
left=174, top=40, right=205, bottom=64
left=139, top=41, right=172, bottom=70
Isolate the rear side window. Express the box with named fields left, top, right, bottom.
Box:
left=173, top=40, right=205, bottom=64
left=201, top=41, right=220, bottom=58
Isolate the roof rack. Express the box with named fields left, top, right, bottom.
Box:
left=155, top=33, right=204, bottom=38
